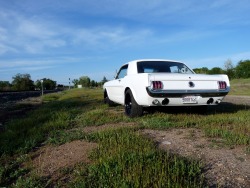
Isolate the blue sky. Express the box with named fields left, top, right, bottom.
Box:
left=1, top=0, right=250, bottom=84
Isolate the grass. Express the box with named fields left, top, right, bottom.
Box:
left=0, top=79, right=250, bottom=187
left=229, top=78, right=250, bottom=95
left=72, top=128, right=204, bottom=187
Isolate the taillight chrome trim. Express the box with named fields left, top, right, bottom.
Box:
left=151, top=81, right=163, bottom=90
left=218, top=81, right=227, bottom=90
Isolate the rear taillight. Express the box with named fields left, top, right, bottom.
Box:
left=218, top=81, right=227, bottom=90
left=151, top=81, right=163, bottom=90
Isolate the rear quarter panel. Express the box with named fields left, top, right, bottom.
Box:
left=123, top=73, right=151, bottom=105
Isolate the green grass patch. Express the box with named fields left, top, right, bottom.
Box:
left=77, top=106, right=133, bottom=127
left=229, top=78, right=250, bottom=95
left=140, top=113, right=174, bottom=129
left=46, top=129, right=88, bottom=145
left=71, top=128, right=205, bottom=187
left=42, top=93, right=61, bottom=102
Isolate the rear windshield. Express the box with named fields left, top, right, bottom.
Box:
left=137, top=61, right=194, bottom=74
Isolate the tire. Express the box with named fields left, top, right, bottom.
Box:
left=124, top=89, right=143, bottom=117
left=104, top=90, right=116, bottom=107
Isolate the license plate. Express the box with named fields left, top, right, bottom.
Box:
left=182, top=96, right=199, bottom=104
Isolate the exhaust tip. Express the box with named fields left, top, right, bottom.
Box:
left=152, top=99, right=160, bottom=105
left=162, top=98, right=169, bottom=105
left=216, top=99, right=221, bottom=104
left=207, top=98, right=214, bottom=104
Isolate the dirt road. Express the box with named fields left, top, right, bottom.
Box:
left=223, top=95, right=250, bottom=105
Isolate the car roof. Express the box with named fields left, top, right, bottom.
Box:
left=128, top=59, right=182, bottom=64
left=122, top=59, right=185, bottom=75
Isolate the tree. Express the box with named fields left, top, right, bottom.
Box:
left=193, top=67, right=209, bottom=74
left=35, top=78, right=57, bottom=90
left=208, top=67, right=224, bottom=74
left=201, top=67, right=209, bottom=74
left=35, top=80, right=41, bottom=89
left=90, top=80, right=97, bottom=87
left=57, top=84, right=64, bottom=89
left=44, top=79, right=56, bottom=90
left=235, top=60, right=250, bottom=78
left=72, top=79, right=79, bottom=88
left=101, top=76, right=108, bottom=85
left=0, top=81, right=11, bottom=91
left=224, top=59, right=235, bottom=79
left=12, top=73, right=34, bottom=91
left=79, top=76, right=91, bottom=87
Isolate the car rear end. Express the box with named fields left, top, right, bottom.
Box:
left=146, top=73, right=230, bottom=107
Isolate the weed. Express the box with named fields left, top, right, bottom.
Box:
left=229, top=78, right=250, bottom=95
left=13, top=175, right=49, bottom=188
left=140, top=113, right=173, bottom=129
left=72, top=128, right=205, bottom=187
left=46, top=129, right=88, bottom=145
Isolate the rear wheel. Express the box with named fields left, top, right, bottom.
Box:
left=124, top=90, right=143, bottom=117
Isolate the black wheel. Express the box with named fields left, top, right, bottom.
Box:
left=124, top=89, right=143, bottom=117
left=104, top=90, right=115, bottom=107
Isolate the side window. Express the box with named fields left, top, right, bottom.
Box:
left=116, top=65, right=128, bottom=79
left=170, top=66, right=179, bottom=73
left=170, top=65, right=193, bottom=74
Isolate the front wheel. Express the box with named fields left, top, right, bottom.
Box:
left=124, top=90, right=143, bottom=117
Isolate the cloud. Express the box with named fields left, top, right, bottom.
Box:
left=17, top=19, right=56, bottom=39
left=0, top=66, right=55, bottom=73
left=1, top=0, right=249, bottom=57
left=0, top=5, right=154, bottom=56
left=49, top=0, right=249, bottom=26
left=72, top=26, right=152, bottom=48
left=158, top=29, right=219, bottom=44
left=0, top=57, right=73, bottom=71
left=3, top=0, right=250, bottom=26
left=0, top=56, right=102, bottom=74
left=0, top=44, right=18, bottom=55
left=16, top=19, right=67, bottom=54
left=0, top=9, right=67, bottom=55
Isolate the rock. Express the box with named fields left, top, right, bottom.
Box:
left=162, top=141, right=171, bottom=145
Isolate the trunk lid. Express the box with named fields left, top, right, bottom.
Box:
left=148, top=73, right=228, bottom=90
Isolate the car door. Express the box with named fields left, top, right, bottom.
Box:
left=109, top=64, right=128, bottom=104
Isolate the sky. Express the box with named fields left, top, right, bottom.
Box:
left=1, top=0, right=250, bottom=84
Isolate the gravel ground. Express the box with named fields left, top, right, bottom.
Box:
left=223, top=95, right=250, bottom=105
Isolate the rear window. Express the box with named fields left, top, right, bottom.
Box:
left=137, top=61, right=194, bottom=74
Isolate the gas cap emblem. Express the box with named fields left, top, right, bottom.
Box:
left=189, top=81, right=195, bottom=88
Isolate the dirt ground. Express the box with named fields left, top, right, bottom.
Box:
left=31, top=140, right=98, bottom=182
left=3, top=95, right=250, bottom=187
left=223, top=95, right=250, bottom=105
left=141, top=128, right=250, bottom=187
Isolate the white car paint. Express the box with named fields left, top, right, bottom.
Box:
left=104, top=59, right=230, bottom=115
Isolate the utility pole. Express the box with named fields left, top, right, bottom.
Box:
left=69, top=78, right=70, bottom=89
left=41, top=79, right=44, bottom=96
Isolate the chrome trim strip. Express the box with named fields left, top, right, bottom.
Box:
left=146, top=87, right=230, bottom=98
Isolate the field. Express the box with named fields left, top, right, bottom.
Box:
left=0, top=79, right=250, bottom=187
left=229, top=78, right=250, bottom=96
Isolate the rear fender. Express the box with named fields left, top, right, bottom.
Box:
left=124, top=87, right=144, bottom=106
